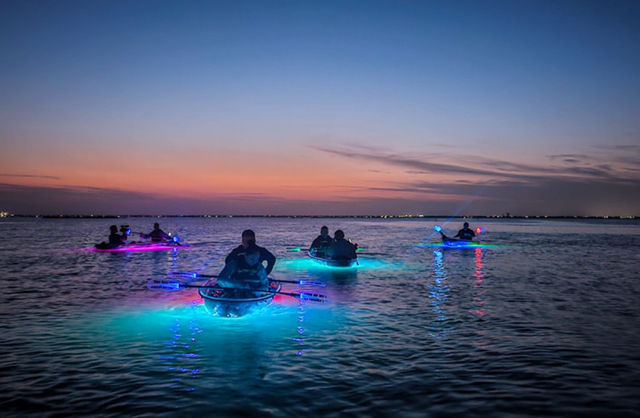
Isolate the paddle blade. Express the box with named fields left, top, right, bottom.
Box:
left=298, top=292, right=328, bottom=302
left=270, top=276, right=327, bottom=287
left=168, top=271, right=199, bottom=279
left=434, top=225, right=442, bottom=232
left=147, top=278, right=185, bottom=291
left=298, top=280, right=327, bottom=287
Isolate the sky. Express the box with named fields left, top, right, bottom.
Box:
left=1, top=0, right=639, bottom=216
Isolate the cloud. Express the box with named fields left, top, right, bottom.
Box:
left=0, top=173, right=60, bottom=180
left=310, top=145, right=516, bottom=178
left=312, top=144, right=640, bottom=185
left=309, top=144, right=640, bottom=215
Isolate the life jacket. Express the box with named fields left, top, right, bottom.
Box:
left=457, top=228, right=475, bottom=240
left=232, top=264, right=268, bottom=288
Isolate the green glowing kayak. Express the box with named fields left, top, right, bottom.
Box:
left=307, top=250, right=358, bottom=267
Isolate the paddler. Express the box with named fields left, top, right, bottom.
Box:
left=454, top=222, right=476, bottom=241
left=309, top=225, right=332, bottom=257
left=95, top=225, right=126, bottom=249
left=140, top=222, right=170, bottom=242
left=327, top=230, right=357, bottom=261
left=217, top=229, right=276, bottom=287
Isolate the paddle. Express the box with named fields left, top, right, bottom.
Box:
left=167, top=271, right=326, bottom=287
left=147, top=278, right=327, bottom=302
left=433, top=225, right=448, bottom=239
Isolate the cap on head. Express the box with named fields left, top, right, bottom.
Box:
left=321, top=226, right=328, bottom=233
left=334, top=229, right=345, bottom=240
left=463, top=222, right=469, bottom=228
left=110, top=225, right=118, bottom=233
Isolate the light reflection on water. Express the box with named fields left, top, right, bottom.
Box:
left=429, top=249, right=449, bottom=339
left=1, top=217, right=639, bottom=416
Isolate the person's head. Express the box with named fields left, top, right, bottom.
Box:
left=320, top=226, right=329, bottom=236
left=153, top=222, right=160, bottom=230
left=241, top=229, right=256, bottom=247
left=463, top=222, right=469, bottom=228
left=334, top=229, right=345, bottom=240
left=110, top=225, right=118, bottom=234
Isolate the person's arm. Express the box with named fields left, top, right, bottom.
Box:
left=310, top=236, right=322, bottom=249
left=260, top=247, right=276, bottom=275
left=454, top=230, right=462, bottom=238
left=225, top=247, right=240, bottom=264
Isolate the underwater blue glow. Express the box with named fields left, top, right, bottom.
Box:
left=278, top=257, right=405, bottom=272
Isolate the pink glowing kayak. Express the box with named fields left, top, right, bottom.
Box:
left=92, top=241, right=187, bottom=252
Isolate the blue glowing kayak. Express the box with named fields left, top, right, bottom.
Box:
left=198, top=281, right=282, bottom=318
left=442, top=237, right=478, bottom=247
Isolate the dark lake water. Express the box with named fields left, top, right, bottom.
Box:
left=1, top=217, right=639, bottom=416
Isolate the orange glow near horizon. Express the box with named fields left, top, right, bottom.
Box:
left=2, top=142, right=471, bottom=202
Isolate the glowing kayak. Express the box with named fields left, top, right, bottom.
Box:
left=92, top=241, right=186, bottom=252
left=198, top=281, right=282, bottom=318
left=441, top=237, right=479, bottom=247
left=307, top=250, right=358, bottom=268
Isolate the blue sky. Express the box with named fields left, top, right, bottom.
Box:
left=1, top=1, right=639, bottom=215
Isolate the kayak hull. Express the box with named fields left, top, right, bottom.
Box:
left=92, top=242, right=185, bottom=252
left=440, top=237, right=479, bottom=248
left=199, top=282, right=281, bottom=318
left=307, top=251, right=357, bottom=268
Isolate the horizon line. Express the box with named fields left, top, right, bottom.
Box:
left=1, top=213, right=637, bottom=220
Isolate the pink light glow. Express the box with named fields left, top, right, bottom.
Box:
left=84, top=243, right=190, bottom=253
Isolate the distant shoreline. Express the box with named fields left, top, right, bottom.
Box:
left=1, top=214, right=636, bottom=220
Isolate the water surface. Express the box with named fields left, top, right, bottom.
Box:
left=1, top=217, right=639, bottom=416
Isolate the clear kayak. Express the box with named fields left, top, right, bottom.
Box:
left=199, top=281, right=282, bottom=318
left=420, top=237, right=501, bottom=249
left=307, top=250, right=358, bottom=267
left=92, top=241, right=187, bottom=252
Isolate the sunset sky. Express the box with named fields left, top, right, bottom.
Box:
left=1, top=1, right=639, bottom=216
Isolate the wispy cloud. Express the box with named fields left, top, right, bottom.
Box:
left=312, top=144, right=640, bottom=184
left=0, top=173, right=60, bottom=180
left=308, top=143, right=640, bottom=215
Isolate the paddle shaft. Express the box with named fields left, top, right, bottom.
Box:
left=173, top=283, right=325, bottom=300
left=168, top=272, right=323, bottom=287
